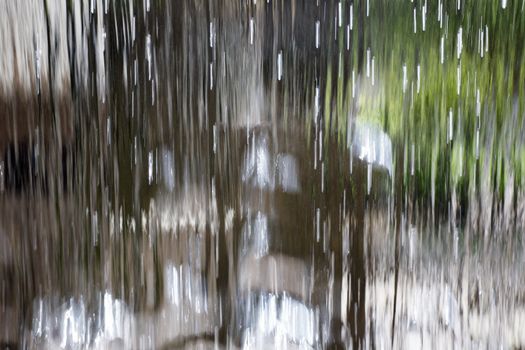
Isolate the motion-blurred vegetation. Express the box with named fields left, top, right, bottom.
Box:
left=322, top=0, right=525, bottom=215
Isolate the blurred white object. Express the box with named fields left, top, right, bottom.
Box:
left=29, top=293, right=134, bottom=349
left=352, top=122, right=393, bottom=176
left=275, top=154, right=301, bottom=193
left=241, top=293, right=317, bottom=350
left=242, top=132, right=273, bottom=190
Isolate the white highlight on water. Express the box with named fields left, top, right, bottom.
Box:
left=481, top=28, right=484, bottom=58
left=438, top=1, right=443, bottom=28
left=422, top=2, right=427, bottom=31
left=485, top=25, right=489, bottom=53
left=457, top=27, right=462, bottom=59
left=366, top=48, right=370, bottom=77
left=414, top=8, right=417, bottom=33
left=314, top=86, right=320, bottom=122
left=213, top=124, right=217, bottom=154
left=209, top=21, right=215, bottom=48
left=440, top=36, right=445, bottom=64
left=349, top=4, right=353, bottom=30
left=277, top=51, right=283, bottom=81
left=448, top=108, right=454, bottom=143
left=148, top=152, right=153, bottom=184
left=146, top=34, right=152, bottom=80
left=417, top=64, right=420, bottom=94
left=249, top=18, right=254, bottom=45
left=315, top=21, right=320, bottom=49
left=338, top=2, right=342, bottom=27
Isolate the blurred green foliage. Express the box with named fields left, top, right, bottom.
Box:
left=325, top=0, right=525, bottom=210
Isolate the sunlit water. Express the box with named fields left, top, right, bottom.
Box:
left=1, top=0, right=524, bottom=349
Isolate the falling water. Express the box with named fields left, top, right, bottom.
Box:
left=1, top=0, right=524, bottom=349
